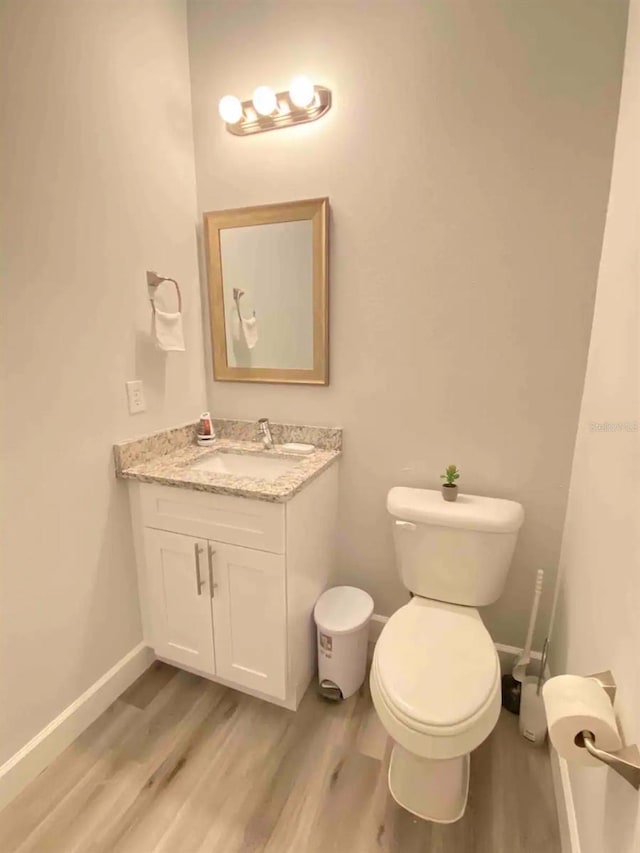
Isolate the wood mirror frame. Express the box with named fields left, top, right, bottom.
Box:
left=203, top=197, right=329, bottom=385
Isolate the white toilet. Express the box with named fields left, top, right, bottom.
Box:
left=370, top=486, right=524, bottom=823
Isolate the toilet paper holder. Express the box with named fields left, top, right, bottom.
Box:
left=578, top=671, right=640, bottom=790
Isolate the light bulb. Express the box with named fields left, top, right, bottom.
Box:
left=252, top=86, right=277, bottom=116
left=289, top=75, right=315, bottom=109
left=218, top=95, right=243, bottom=124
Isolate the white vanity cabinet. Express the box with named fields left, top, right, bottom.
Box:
left=127, top=462, right=338, bottom=710
left=142, top=528, right=217, bottom=676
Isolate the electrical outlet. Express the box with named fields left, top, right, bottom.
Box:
left=125, top=380, right=146, bottom=414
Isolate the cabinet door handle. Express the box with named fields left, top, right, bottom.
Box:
left=207, top=544, right=217, bottom=599
left=194, top=543, right=204, bottom=596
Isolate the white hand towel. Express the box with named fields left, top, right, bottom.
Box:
left=241, top=316, right=258, bottom=349
left=153, top=308, right=185, bottom=351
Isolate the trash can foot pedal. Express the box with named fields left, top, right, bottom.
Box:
left=319, top=679, right=343, bottom=701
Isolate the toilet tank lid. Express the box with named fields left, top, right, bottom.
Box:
left=387, top=487, right=524, bottom=533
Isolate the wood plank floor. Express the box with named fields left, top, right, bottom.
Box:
left=0, top=662, right=561, bottom=852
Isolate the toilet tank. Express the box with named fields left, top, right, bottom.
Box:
left=387, top=487, right=524, bottom=607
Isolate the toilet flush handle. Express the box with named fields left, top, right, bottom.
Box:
left=395, top=520, right=417, bottom=532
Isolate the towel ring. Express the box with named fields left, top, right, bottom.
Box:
left=147, top=270, right=182, bottom=313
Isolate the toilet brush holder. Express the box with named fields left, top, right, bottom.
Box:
left=519, top=639, right=549, bottom=744
left=519, top=677, right=548, bottom=744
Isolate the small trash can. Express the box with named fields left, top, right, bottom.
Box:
left=314, top=586, right=374, bottom=700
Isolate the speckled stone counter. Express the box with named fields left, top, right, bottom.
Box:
left=114, top=419, right=342, bottom=503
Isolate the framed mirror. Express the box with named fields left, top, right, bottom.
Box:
left=204, top=197, right=329, bottom=384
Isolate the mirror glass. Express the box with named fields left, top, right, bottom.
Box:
left=204, top=198, right=328, bottom=385
left=220, top=220, right=314, bottom=370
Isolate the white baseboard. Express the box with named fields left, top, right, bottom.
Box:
left=494, top=641, right=542, bottom=674
left=550, top=747, right=581, bottom=853
left=368, top=614, right=388, bottom=644
left=0, top=642, right=154, bottom=813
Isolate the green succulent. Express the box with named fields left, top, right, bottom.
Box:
left=440, top=464, right=460, bottom=486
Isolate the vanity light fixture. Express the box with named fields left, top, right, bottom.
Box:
left=218, top=76, right=331, bottom=136
left=289, top=75, right=315, bottom=108
left=252, top=85, right=277, bottom=116
left=218, top=95, right=243, bottom=124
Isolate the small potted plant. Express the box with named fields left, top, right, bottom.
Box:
left=440, top=464, right=460, bottom=502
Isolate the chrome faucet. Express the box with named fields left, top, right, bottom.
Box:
left=258, top=417, right=274, bottom=450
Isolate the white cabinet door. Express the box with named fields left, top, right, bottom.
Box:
left=143, top=528, right=215, bottom=675
left=211, top=543, right=287, bottom=700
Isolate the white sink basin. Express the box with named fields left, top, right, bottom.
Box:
left=190, top=451, right=299, bottom=482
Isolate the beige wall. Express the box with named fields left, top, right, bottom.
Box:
left=0, top=0, right=205, bottom=764
left=187, top=0, right=627, bottom=645
left=549, top=0, right=639, bottom=849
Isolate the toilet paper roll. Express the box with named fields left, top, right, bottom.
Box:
left=542, top=675, right=621, bottom=767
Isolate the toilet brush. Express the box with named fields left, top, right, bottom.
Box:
left=501, top=569, right=544, bottom=714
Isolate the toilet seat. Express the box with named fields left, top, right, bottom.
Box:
left=371, top=597, right=501, bottom=760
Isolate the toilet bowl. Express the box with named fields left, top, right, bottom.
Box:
left=370, top=597, right=501, bottom=822
left=374, top=486, right=524, bottom=822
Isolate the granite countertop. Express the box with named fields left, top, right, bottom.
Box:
left=114, top=419, right=342, bottom=503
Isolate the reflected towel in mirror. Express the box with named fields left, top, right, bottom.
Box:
left=241, top=316, right=258, bottom=349
left=231, top=312, right=258, bottom=350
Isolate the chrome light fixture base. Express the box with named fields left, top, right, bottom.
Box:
left=225, top=87, right=331, bottom=136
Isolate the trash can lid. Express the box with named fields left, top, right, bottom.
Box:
left=314, top=586, right=374, bottom=635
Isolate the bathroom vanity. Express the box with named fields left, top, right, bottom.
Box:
left=115, top=419, right=340, bottom=710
